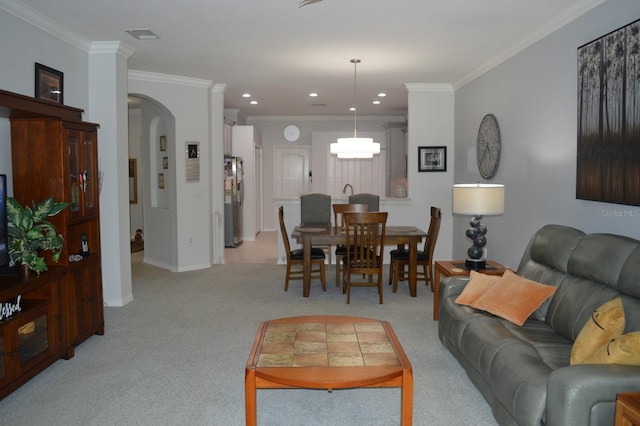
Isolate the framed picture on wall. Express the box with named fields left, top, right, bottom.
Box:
left=160, top=135, right=167, bottom=152
left=158, top=173, right=165, bottom=189
left=418, top=146, right=447, bottom=172
left=35, top=63, right=63, bottom=104
left=163, top=156, right=169, bottom=169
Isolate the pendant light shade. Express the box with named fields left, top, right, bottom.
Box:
left=330, top=59, right=380, bottom=159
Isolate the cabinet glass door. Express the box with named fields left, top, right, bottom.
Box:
left=68, top=137, right=80, bottom=213
left=0, top=334, right=4, bottom=382
left=18, top=314, right=49, bottom=366
left=83, top=134, right=97, bottom=214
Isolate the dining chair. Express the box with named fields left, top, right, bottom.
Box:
left=300, top=193, right=332, bottom=266
left=278, top=206, right=326, bottom=293
left=348, top=193, right=379, bottom=212
left=388, top=206, right=442, bottom=293
left=342, top=211, right=388, bottom=304
left=332, top=203, right=369, bottom=287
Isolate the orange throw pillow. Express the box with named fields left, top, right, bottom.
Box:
left=471, top=269, right=557, bottom=326
left=570, top=297, right=625, bottom=365
left=455, top=270, right=502, bottom=306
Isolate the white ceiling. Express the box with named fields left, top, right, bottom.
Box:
left=14, top=0, right=602, bottom=117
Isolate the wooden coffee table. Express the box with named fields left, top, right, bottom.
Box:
left=245, top=315, right=413, bottom=425
left=433, top=260, right=509, bottom=320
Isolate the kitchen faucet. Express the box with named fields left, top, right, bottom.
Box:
left=342, top=184, right=353, bottom=195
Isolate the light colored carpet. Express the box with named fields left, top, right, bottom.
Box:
left=0, top=258, right=497, bottom=425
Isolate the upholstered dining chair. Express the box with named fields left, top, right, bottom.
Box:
left=300, top=193, right=332, bottom=265
left=279, top=206, right=326, bottom=293
left=348, top=193, right=379, bottom=212
left=342, top=211, right=388, bottom=304
left=332, top=203, right=368, bottom=287
left=388, top=206, right=442, bottom=293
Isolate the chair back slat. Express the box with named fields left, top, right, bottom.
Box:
left=424, top=206, right=442, bottom=257
left=278, top=206, right=292, bottom=259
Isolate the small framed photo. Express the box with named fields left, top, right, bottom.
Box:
left=159, top=135, right=167, bottom=152
left=163, top=156, right=169, bottom=169
left=418, top=146, right=447, bottom=172
left=158, top=173, right=165, bottom=189
left=35, top=63, right=63, bottom=104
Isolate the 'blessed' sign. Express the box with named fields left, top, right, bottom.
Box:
left=0, top=295, right=22, bottom=320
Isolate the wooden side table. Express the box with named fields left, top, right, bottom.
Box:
left=615, top=392, right=640, bottom=425
left=432, top=260, right=508, bottom=320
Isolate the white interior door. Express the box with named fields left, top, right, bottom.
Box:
left=274, top=146, right=311, bottom=197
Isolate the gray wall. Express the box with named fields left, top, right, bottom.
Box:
left=453, top=0, right=640, bottom=269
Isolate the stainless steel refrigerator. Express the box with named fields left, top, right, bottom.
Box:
left=224, top=156, right=244, bottom=247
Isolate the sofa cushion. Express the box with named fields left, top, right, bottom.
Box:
left=582, top=331, right=640, bottom=365
left=454, top=271, right=501, bottom=306
left=570, top=297, right=625, bottom=365
left=471, top=270, right=557, bottom=326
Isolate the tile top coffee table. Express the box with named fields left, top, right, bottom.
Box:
left=433, top=260, right=509, bottom=321
left=245, top=315, right=413, bottom=425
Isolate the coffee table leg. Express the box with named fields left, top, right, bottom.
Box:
left=401, top=368, right=413, bottom=425
left=245, top=369, right=257, bottom=426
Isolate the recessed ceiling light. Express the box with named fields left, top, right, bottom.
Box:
left=377, top=92, right=386, bottom=97
left=250, top=100, right=258, bottom=105
left=242, top=93, right=251, bottom=98
left=372, top=100, right=381, bottom=105
left=349, top=107, right=356, bottom=111
left=125, top=29, right=159, bottom=40
left=309, top=93, right=318, bottom=97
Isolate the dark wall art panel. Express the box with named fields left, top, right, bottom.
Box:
left=577, top=19, right=640, bottom=206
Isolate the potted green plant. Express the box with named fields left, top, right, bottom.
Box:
left=7, top=197, right=69, bottom=274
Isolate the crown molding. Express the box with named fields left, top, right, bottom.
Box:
left=212, top=84, right=227, bottom=94
left=89, top=41, right=134, bottom=59
left=405, top=83, right=454, bottom=93
left=0, top=0, right=91, bottom=51
left=128, top=70, right=213, bottom=89
left=453, top=0, right=606, bottom=90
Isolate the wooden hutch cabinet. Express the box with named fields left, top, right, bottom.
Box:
left=0, top=89, right=104, bottom=399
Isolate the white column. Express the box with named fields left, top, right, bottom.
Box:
left=210, top=84, right=226, bottom=264
left=88, top=41, right=134, bottom=306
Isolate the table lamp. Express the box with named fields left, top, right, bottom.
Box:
left=452, top=183, right=505, bottom=270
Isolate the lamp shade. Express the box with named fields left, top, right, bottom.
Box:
left=330, top=137, right=380, bottom=159
left=452, top=183, right=504, bottom=216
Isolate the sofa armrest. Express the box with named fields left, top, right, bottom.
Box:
left=547, top=364, right=640, bottom=425
left=439, top=276, right=470, bottom=300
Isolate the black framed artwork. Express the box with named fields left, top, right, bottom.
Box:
left=35, top=63, right=63, bottom=104
left=418, top=146, right=447, bottom=172
left=576, top=19, right=640, bottom=206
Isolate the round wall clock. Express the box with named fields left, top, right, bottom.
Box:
left=284, top=125, right=300, bottom=142
left=476, top=114, right=501, bottom=179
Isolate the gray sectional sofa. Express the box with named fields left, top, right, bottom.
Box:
left=438, top=224, right=640, bottom=425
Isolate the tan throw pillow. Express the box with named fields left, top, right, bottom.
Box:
left=570, top=297, right=625, bottom=365
left=455, top=271, right=502, bottom=306
left=582, top=332, right=640, bottom=366
left=470, top=269, right=557, bottom=326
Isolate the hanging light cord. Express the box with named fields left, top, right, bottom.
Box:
left=351, top=58, right=361, bottom=138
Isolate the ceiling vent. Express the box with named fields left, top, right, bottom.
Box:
left=125, top=29, right=159, bottom=40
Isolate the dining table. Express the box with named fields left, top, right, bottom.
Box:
left=292, top=225, right=428, bottom=298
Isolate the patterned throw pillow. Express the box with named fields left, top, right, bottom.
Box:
left=570, top=297, right=625, bottom=365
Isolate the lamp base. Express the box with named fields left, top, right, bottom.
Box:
left=465, top=259, right=486, bottom=271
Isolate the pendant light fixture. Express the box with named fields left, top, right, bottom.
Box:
left=330, top=59, right=381, bottom=159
